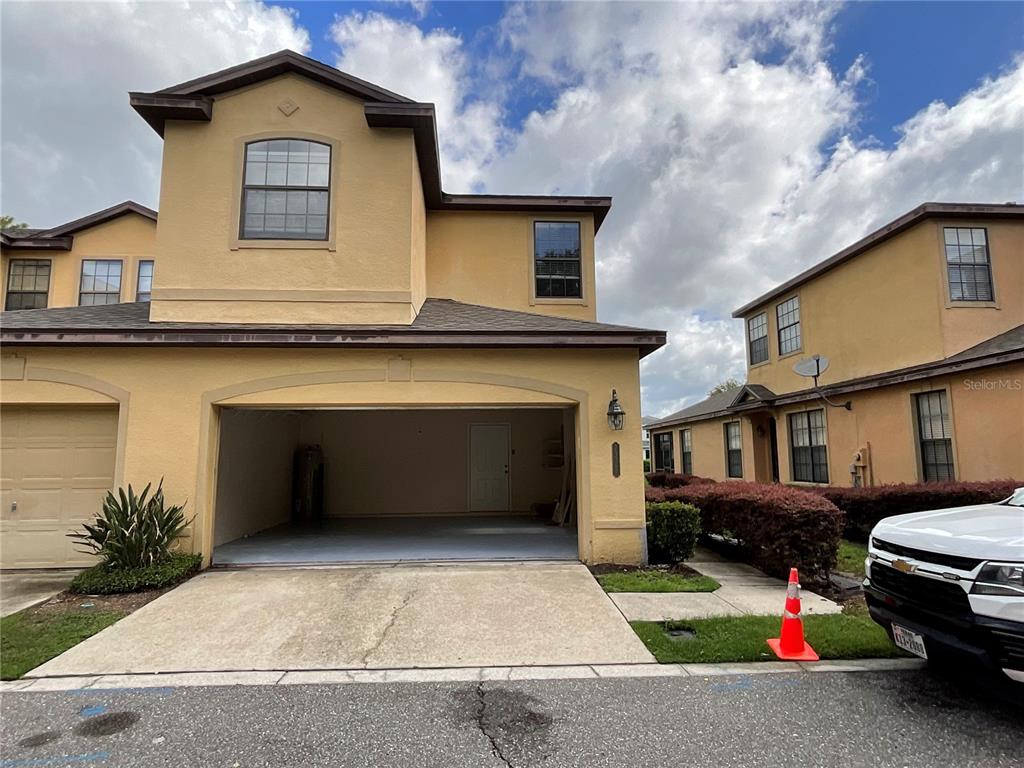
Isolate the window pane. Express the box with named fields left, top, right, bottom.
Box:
left=245, top=189, right=266, bottom=214
left=776, top=297, right=801, bottom=354
left=245, top=161, right=266, bottom=185
left=246, top=141, right=268, bottom=161
left=286, top=190, right=307, bottom=214
left=137, top=261, right=154, bottom=301
left=308, top=191, right=328, bottom=215
left=266, top=163, right=287, bottom=186
left=286, top=163, right=308, bottom=186
left=266, top=190, right=287, bottom=214
left=307, top=162, right=329, bottom=187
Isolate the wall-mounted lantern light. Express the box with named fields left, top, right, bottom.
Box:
left=607, top=389, right=625, bottom=431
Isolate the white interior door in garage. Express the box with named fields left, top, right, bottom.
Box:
left=0, top=406, right=117, bottom=568
left=469, top=423, right=510, bottom=512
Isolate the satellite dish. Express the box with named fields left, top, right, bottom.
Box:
left=794, top=354, right=829, bottom=379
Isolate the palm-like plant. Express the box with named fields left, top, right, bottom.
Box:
left=69, top=481, right=192, bottom=569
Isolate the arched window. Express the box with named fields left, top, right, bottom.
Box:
left=241, top=139, right=330, bottom=240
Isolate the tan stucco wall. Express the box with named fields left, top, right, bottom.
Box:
left=214, top=409, right=300, bottom=546
left=0, top=345, right=647, bottom=564
left=741, top=218, right=1023, bottom=396
left=290, top=407, right=565, bottom=518
left=654, top=360, right=1023, bottom=486
left=426, top=211, right=597, bottom=321
left=2, top=214, right=157, bottom=309
left=149, top=74, right=419, bottom=325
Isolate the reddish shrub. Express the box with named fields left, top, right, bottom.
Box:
left=813, top=480, right=1022, bottom=541
left=647, top=482, right=844, bottom=580
left=645, top=472, right=716, bottom=488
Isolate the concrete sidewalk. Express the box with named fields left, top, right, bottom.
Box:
left=610, top=546, right=842, bottom=621
left=0, top=570, right=79, bottom=617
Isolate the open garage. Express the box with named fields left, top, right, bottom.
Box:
left=211, top=406, right=579, bottom=565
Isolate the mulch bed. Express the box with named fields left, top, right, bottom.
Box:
left=587, top=563, right=704, bottom=578
left=28, top=587, right=171, bottom=619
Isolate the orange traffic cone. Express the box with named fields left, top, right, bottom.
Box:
left=766, top=568, right=819, bottom=661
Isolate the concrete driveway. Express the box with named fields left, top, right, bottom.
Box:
left=28, top=563, right=654, bottom=676
left=0, top=570, right=79, bottom=617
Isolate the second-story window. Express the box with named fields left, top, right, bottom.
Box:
left=776, top=296, right=801, bottom=355
left=79, top=260, right=122, bottom=306
left=241, top=139, right=330, bottom=241
left=747, top=312, right=768, bottom=365
left=534, top=221, right=582, bottom=298
left=944, top=227, right=993, bottom=301
left=5, top=259, right=51, bottom=310
left=136, top=260, right=154, bottom=302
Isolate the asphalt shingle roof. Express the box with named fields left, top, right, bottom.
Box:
left=0, top=298, right=654, bottom=335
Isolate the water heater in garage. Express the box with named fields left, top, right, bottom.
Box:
left=292, top=445, right=325, bottom=522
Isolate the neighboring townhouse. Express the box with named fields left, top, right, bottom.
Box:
left=2, top=202, right=157, bottom=310
left=641, top=415, right=656, bottom=464
left=648, top=203, right=1023, bottom=486
left=0, top=50, right=665, bottom=569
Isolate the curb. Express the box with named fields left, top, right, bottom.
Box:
left=1, top=658, right=927, bottom=692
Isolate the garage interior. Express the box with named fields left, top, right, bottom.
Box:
left=212, top=407, right=579, bottom=565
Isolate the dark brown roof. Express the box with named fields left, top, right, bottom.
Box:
left=732, top=202, right=1024, bottom=317
left=130, top=50, right=613, bottom=231
left=1, top=201, right=156, bottom=252
left=649, top=324, right=1024, bottom=428
left=0, top=298, right=665, bottom=356
left=648, top=388, right=740, bottom=428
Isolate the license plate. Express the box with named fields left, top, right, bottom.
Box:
left=892, top=624, right=928, bottom=659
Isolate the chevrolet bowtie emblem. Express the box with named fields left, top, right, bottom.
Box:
left=892, top=559, right=916, bottom=573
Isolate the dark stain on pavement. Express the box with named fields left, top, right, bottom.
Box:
left=454, top=685, right=554, bottom=767
left=72, top=711, right=141, bottom=737
left=17, top=731, right=61, bottom=748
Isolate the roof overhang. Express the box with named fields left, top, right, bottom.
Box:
left=732, top=202, right=1024, bottom=318
left=129, top=93, right=214, bottom=138
left=0, top=236, right=73, bottom=251
left=0, top=328, right=666, bottom=357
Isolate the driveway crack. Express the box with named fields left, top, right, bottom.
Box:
left=474, top=682, right=513, bottom=768
left=360, top=590, right=415, bottom=666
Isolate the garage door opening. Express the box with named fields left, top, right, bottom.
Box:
left=211, top=407, right=579, bottom=566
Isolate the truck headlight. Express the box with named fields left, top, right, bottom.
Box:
left=972, top=562, right=1024, bottom=596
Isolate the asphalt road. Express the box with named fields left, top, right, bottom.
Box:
left=1, top=670, right=1021, bottom=768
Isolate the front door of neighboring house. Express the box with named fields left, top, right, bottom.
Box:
left=469, top=424, right=510, bottom=512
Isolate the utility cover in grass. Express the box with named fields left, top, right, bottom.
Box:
left=631, top=614, right=910, bottom=664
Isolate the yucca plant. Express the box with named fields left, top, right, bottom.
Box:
left=69, top=481, right=193, bottom=569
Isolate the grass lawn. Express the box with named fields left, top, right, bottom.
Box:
left=596, top=571, right=720, bottom=593
left=837, top=539, right=869, bottom=578
left=1, top=609, right=124, bottom=680
left=632, top=612, right=907, bottom=664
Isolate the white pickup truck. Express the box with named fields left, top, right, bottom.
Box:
left=864, top=487, right=1024, bottom=683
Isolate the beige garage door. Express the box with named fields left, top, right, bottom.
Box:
left=1, top=406, right=118, bottom=569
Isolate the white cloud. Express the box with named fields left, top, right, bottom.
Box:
left=0, top=0, right=309, bottom=227
left=330, top=11, right=503, bottom=192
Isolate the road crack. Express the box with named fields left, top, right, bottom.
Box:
left=474, top=682, right=514, bottom=768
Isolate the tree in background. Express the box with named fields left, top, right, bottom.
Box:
left=0, top=215, right=29, bottom=234
left=708, top=378, right=742, bottom=396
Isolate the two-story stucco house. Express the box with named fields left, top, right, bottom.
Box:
left=648, top=203, right=1023, bottom=486
left=0, top=50, right=665, bottom=570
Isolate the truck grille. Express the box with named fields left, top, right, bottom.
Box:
left=991, top=628, right=1024, bottom=671
left=872, top=538, right=983, bottom=572
left=869, top=563, right=972, bottom=621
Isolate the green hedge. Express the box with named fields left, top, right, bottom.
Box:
left=70, top=553, right=202, bottom=595
left=646, top=501, right=702, bottom=564
left=814, top=480, right=1022, bottom=541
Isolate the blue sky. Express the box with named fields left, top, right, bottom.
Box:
left=4, top=1, right=1021, bottom=415
left=276, top=0, right=1024, bottom=148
